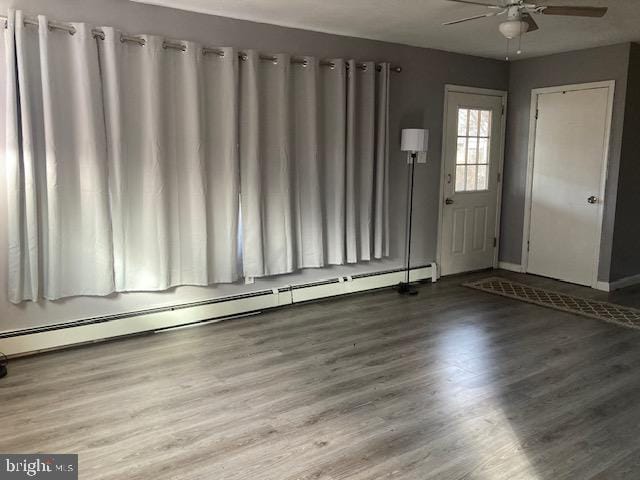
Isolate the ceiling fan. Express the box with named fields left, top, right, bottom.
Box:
left=443, top=0, right=608, bottom=39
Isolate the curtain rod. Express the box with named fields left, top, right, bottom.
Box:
left=1, top=14, right=402, bottom=73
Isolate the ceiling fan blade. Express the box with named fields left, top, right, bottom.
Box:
left=539, top=6, right=608, bottom=17
left=446, top=0, right=499, bottom=6
left=443, top=12, right=497, bottom=25
left=521, top=12, right=539, bottom=32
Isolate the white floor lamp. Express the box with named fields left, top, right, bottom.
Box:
left=398, top=128, right=429, bottom=295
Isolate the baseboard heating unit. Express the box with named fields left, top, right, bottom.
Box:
left=0, top=264, right=436, bottom=357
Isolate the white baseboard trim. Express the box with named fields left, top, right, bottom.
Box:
left=598, top=273, right=640, bottom=292
left=611, top=273, right=640, bottom=290
left=498, top=262, right=524, bottom=273
left=0, top=263, right=436, bottom=357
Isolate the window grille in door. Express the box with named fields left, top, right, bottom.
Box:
left=455, top=108, right=492, bottom=192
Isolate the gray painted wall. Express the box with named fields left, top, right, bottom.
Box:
left=500, top=43, right=631, bottom=281
left=610, top=43, right=640, bottom=282
left=0, top=0, right=508, bottom=331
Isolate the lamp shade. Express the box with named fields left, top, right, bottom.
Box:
left=401, top=128, right=429, bottom=153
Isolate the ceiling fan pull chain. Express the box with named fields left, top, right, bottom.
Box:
left=517, top=31, right=523, bottom=55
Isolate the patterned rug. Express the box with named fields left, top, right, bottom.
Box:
left=464, top=277, right=640, bottom=331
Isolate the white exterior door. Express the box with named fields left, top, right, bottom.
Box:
left=526, top=85, right=613, bottom=286
left=440, top=91, right=505, bottom=276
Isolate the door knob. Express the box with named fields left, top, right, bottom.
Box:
left=587, top=195, right=599, bottom=204
left=445, top=198, right=454, bottom=205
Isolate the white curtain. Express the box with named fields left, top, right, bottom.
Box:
left=240, top=55, right=391, bottom=277
left=240, top=51, right=295, bottom=278
left=202, top=47, right=241, bottom=284
left=5, top=11, right=114, bottom=301
left=345, top=61, right=390, bottom=263
left=99, top=31, right=241, bottom=291
left=320, top=59, right=348, bottom=266
left=5, top=10, right=391, bottom=302
left=375, top=63, right=391, bottom=259
left=291, top=56, right=324, bottom=269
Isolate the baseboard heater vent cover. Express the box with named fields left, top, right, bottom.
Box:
left=1, top=264, right=436, bottom=356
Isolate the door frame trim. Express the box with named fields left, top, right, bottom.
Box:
left=520, top=80, right=616, bottom=289
left=436, top=84, right=508, bottom=278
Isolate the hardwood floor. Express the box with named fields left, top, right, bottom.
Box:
left=2, top=270, right=640, bottom=479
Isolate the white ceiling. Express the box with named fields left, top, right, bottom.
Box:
left=131, top=0, right=640, bottom=59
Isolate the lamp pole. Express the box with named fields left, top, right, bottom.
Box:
left=398, top=151, right=418, bottom=295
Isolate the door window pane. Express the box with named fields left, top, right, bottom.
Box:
left=479, top=110, right=491, bottom=136
left=478, top=137, right=489, bottom=164
left=454, top=107, right=492, bottom=192
left=458, top=109, right=468, bottom=136
left=468, top=110, right=479, bottom=137
left=466, top=165, right=477, bottom=191
left=456, top=165, right=466, bottom=191
left=477, top=165, right=488, bottom=190
left=467, top=137, right=478, bottom=164
left=456, top=138, right=467, bottom=165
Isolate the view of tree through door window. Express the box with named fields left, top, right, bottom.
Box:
left=455, top=108, right=491, bottom=192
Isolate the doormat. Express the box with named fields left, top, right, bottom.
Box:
left=464, top=277, right=640, bottom=331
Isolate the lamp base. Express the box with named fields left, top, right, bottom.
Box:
left=397, top=282, right=418, bottom=296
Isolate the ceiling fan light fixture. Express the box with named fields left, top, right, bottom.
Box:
left=498, top=19, right=530, bottom=39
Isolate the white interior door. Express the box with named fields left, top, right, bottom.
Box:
left=526, top=85, right=613, bottom=287
left=440, top=91, right=505, bottom=276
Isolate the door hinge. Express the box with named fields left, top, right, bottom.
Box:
left=527, top=240, right=530, bottom=252
left=501, top=105, right=505, bottom=116
left=493, top=237, right=497, bottom=248
left=535, top=109, right=539, bottom=120
left=497, top=172, right=502, bottom=183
